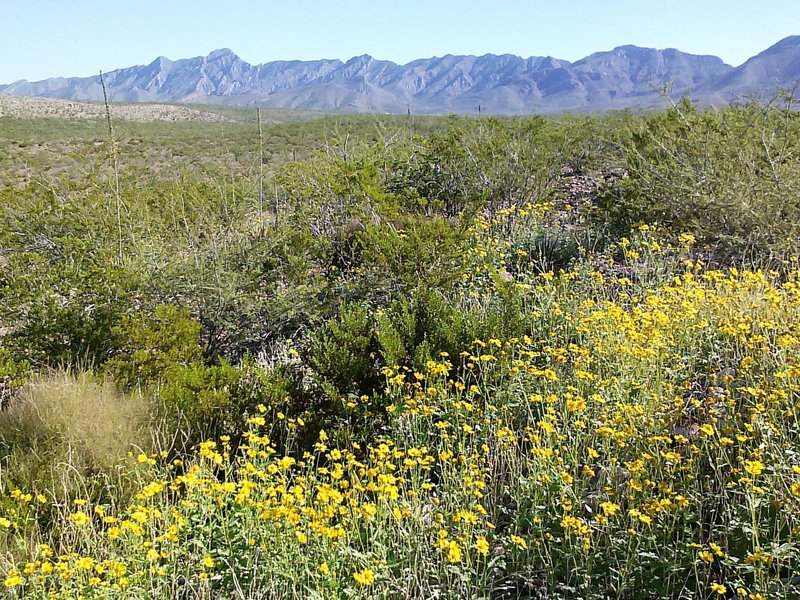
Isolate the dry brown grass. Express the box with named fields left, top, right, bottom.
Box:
left=0, top=372, right=152, bottom=502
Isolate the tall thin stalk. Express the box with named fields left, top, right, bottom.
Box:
left=257, top=108, right=265, bottom=224
left=100, top=70, right=123, bottom=259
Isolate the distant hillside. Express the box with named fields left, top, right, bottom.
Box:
left=1, top=36, right=798, bottom=114
left=0, top=94, right=230, bottom=122
left=699, top=35, right=800, bottom=102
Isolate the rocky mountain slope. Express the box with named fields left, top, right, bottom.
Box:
left=699, top=35, right=800, bottom=102
left=2, top=36, right=798, bottom=114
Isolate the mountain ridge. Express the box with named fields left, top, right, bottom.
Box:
left=2, top=37, right=798, bottom=114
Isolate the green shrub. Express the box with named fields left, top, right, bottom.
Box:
left=307, top=302, right=380, bottom=402
left=0, top=243, right=138, bottom=369
left=158, top=360, right=268, bottom=443
left=596, top=99, right=800, bottom=262
left=385, top=116, right=556, bottom=217
left=0, top=346, right=30, bottom=407
left=105, top=304, right=203, bottom=389
left=352, top=215, right=469, bottom=294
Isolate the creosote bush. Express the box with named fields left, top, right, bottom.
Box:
left=595, top=98, right=800, bottom=262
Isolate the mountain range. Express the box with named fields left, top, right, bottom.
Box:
left=2, top=36, right=799, bottom=114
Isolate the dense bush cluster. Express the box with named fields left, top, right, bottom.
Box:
left=1, top=99, right=799, bottom=598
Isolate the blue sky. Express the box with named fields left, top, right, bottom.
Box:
left=2, top=0, right=799, bottom=83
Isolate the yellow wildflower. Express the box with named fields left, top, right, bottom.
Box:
left=353, top=568, right=375, bottom=585
left=510, top=535, right=528, bottom=550
left=743, top=460, right=765, bottom=477
left=475, top=535, right=490, bottom=556
left=68, top=511, right=90, bottom=526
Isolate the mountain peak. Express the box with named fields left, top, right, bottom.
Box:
left=613, top=44, right=653, bottom=51
left=207, top=48, right=240, bottom=61
left=148, top=56, right=173, bottom=68
left=754, top=35, right=800, bottom=58
left=773, top=35, right=800, bottom=47
left=345, top=54, right=375, bottom=64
